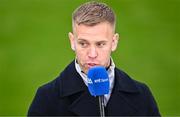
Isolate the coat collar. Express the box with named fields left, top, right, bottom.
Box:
left=58, top=61, right=86, bottom=97
left=58, top=60, right=139, bottom=98
left=115, top=68, right=140, bottom=93
left=56, top=60, right=140, bottom=115
left=57, top=61, right=99, bottom=115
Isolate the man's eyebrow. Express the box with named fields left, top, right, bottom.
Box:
left=77, top=38, right=108, bottom=43
left=77, top=38, right=87, bottom=41
left=95, top=40, right=108, bottom=44
left=97, top=40, right=107, bottom=43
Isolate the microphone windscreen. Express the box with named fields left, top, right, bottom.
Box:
left=87, top=66, right=109, bottom=96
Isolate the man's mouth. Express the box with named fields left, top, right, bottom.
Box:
left=87, top=63, right=98, bottom=68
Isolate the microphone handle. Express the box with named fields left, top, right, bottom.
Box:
left=99, top=96, right=105, bottom=117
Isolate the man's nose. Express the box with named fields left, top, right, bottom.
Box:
left=88, top=46, right=98, bottom=58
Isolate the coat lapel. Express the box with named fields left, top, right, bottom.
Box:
left=68, top=89, right=99, bottom=116
left=58, top=61, right=100, bottom=116
left=105, top=68, right=141, bottom=116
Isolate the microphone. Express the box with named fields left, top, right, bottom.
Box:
left=87, top=66, right=109, bottom=117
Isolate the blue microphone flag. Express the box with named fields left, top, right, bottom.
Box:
left=87, top=66, right=110, bottom=96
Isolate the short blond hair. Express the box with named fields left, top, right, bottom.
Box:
left=72, top=1, right=116, bottom=28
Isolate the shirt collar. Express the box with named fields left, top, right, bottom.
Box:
left=75, top=57, right=115, bottom=86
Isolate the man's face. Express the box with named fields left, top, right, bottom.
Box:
left=69, top=22, right=119, bottom=74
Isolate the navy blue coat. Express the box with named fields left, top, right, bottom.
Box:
left=28, top=61, right=160, bottom=116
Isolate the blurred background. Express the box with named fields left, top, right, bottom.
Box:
left=0, top=0, right=179, bottom=116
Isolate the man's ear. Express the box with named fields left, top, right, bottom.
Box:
left=68, top=32, right=75, bottom=51
left=111, top=33, right=119, bottom=52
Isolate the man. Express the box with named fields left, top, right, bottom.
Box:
left=28, top=1, right=160, bottom=116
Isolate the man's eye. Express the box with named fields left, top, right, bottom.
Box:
left=79, top=42, right=88, bottom=47
left=97, top=42, right=105, bottom=47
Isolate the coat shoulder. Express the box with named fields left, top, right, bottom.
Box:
left=28, top=61, right=75, bottom=116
